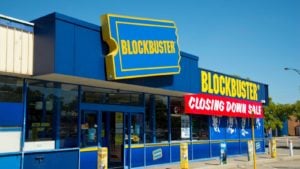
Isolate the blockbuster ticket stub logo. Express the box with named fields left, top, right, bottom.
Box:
left=101, top=14, right=181, bottom=80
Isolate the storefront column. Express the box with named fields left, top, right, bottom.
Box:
left=167, top=96, right=171, bottom=162
left=189, top=115, right=193, bottom=160
left=98, top=111, right=102, bottom=147
left=209, top=117, right=212, bottom=158
left=143, top=109, right=146, bottom=167
left=167, top=96, right=171, bottom=143
left=150, top=95, right=156, bottom=143
left=77, top=86, right=82, bottom=147
left=127, top=112, right=132, bottom=168
left=21, top=79, right=28, bottom=169
left=239, top=118, right=242, bottom=154
left=54, top=83, right=61, bottom=149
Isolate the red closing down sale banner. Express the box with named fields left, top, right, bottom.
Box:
left=184, top=94, right=264, bottom=118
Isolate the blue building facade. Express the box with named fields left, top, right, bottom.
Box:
left=0, top=13, right=268, bottom=169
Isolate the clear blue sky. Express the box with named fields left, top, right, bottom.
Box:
left=1, top=0, right=299, bottom=104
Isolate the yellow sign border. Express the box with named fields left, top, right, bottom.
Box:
left=101, top=14, right=181, bottom=80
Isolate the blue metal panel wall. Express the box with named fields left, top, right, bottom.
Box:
left=0, top=154, right=21, bottom=169
left=33, top=13, right=200, bottom=93
left=211, top=142, right=221, bottom=157
left=55, top=19, right=75, bottom=75
left=131, top=148, right=145, bottom=168
left=24, top=149, right=79, bottom=169
left=80, top=151, right=97, bottom=169
left=74, top=26, right=104, bottom=79
left=192, top=143, right=210, bottom=159
left=188, top=144, right=193, bottom=161
left=227, top=142, right=240, bottom=155
left=32, top=13, right=106, bottom=79
left=171, top=145, right=180, bottom=162
left=258, top=84, right=269, bottom=105
left=54, top=18, right=105, bottom=79
left=0, top=102, right=23, bottom=126
left=240, top=141, right=248, bottom=154
left=32, top=14, right=55, bottom=75
left=125, top=148, right=130, bottom=167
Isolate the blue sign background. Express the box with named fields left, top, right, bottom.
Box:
left=102, top=14, right=181, bottom=80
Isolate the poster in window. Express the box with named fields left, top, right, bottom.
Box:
left=181, top=115, right=190, bottom=139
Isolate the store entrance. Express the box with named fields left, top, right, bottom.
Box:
left=80, top=103, right=144, bottom=169
left=81, top=110, right=125, bottom=169
left=81, top=110, right=98, bottom=147
left=102, top=112, right=124, bottom=169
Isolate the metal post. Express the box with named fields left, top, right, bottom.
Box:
left=220, top=142, right=227, bottom=165
left=289, top=140, right=294, bottom=157
left=268, top=140, right=271, bottom=155
left=247, top=140, right=253, bottom=161
left=251, top=116, right=257, bottom=169
left=21, top=79, right=28, bottom=169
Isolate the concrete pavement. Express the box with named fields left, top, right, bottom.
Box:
left=147, top=137, right=300, bottom=169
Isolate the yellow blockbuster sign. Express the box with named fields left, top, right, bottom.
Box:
left=200, top=69, right=261, bottom=101
left=101, top=14, right=181, bottom=80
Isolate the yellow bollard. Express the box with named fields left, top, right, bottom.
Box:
left=180, top=143, right=189, bottom=169
left=271, top=139, right=277, bottom=158
left=98, top=147, right=108, bottom=169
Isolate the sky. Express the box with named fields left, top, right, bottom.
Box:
left=0, top=0, right=299, bottom=104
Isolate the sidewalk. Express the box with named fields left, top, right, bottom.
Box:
left=146, top=147, right=300, bottom=169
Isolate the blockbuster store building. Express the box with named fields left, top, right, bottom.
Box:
left=0, top=12, right=268, bottom=169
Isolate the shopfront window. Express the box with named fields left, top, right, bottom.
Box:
left=82, top=86, right=143, bottom=106
left=145, top=95, right=168, bottom=143
left=81, top=111, right=98, bottom=147
left=192, top=115, right=209, bottom=140
left=59, top=84, right=79, bottom=148
left=131, top=114, right=143, bottom=144
left=170, top=97, right=189, bottom=141
left=26, top=80, right=78, bottom=148
left=0, top=76, right=23, bottom=102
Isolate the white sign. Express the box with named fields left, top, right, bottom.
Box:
left=24, top=141, right=55, bottom=151
left=0, top=128, right=21, bottom=153
left=152, top=148, right=163, bottom=160
left=181, top=115, right=190, bottom=138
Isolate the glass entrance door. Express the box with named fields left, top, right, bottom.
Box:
left=102, top=112, right=124, bottom=169
left=81, top=110, right=98, bottom=148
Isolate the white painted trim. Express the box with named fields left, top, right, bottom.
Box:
left=0, top=14, right=34, bottom=26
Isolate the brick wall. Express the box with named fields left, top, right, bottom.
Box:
left=288, top=116, right=300, bottom=136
